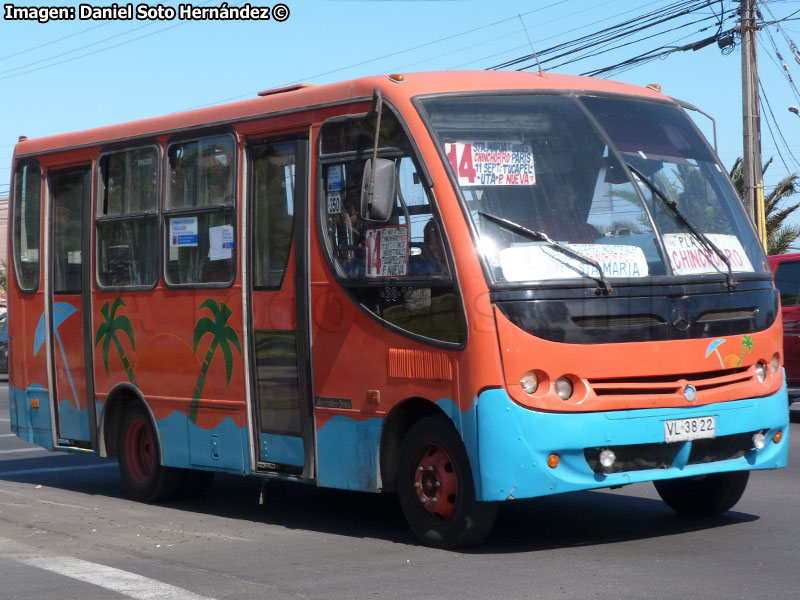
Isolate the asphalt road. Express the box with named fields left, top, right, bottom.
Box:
left=1, top=384, right=799, bottom=600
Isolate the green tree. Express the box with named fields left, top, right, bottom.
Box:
left=190, top=299, right=241, bottom=423
left=729, top=157, right=800, bottom=255
left=95, top=297, right=137, bottom=385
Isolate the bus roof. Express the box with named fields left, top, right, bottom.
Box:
left=13, top=70, right=667, bottom=158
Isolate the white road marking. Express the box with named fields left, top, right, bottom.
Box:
left=0, top=463, right=117, bottom=476
left=0, top=433, right=16, bottom=437
left=0, top=538, right=218, bottom=600
left=0, top=447, right=44, bottom=454
left=0, top=418, right=10, bottom=422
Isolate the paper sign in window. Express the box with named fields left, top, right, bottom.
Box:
left=499, top=243, right=648, bottom=281
left=445, top=141, right=535, bottom=186
left=662, top=233, right=753, bottom=275
left=209, top=224, right=234, bottom=261
left=366, top=226, right=408, bottom=277
left=170, top=216, right=198, bottom=247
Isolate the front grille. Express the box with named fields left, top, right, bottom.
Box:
left=584, top=432, right=757, bottom=474
left=572, top=314, right=664, bottom=328
left=588, top=367, right=752, bottom=401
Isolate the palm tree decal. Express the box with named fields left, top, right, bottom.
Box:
left=95, top=298, right=137, bottom=386
left=737, top=334, right=754, bottom=367
left=190, top=299, right=241, bottom=423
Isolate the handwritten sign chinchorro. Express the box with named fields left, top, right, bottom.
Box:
left=445, top=141, right=535, bottom=186
left=662, top=233, right=754, bottom=275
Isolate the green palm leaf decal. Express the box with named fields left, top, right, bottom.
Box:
left=189, top=299, right=242, bottom=423
left=737, top=335, right=754, bottom=366
left=95, top=298, right=137, bottom=385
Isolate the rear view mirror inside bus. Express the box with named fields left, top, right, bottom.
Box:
left=360, top=158, right=395, bottom=222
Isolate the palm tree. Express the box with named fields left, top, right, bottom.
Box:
left=729, top=158, right=800, bottom=255
left=190, top=299, right=241, bottom=423
left=95, top=297, right=137, bottom=386
left=737, top=334, right=754, bottom=367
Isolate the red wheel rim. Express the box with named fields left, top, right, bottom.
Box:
left=412, top=443, right=459, bottom=520
left=125, top=417, right=155, bottom=485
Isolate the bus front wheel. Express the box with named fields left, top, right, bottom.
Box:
left=118, top=403, right=183, bottom=503
left=654, top=471, right=750, bottom=516
left=397, top=415, right=497, bottom=548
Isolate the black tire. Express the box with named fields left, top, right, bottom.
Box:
left=397, top=415, right=497, bottom=548
left=118, top=403, right=183, bottom=503
left=179, top=469, right=216, bottom=499
left=654, top=471, right=750, bottom=517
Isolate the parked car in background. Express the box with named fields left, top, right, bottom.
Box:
left=769, top=253, right=800, bottom=402
left=0, top=311, right=7, bottom=379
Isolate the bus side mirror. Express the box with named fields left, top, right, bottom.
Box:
left=360, top=158, right=395, bottom=222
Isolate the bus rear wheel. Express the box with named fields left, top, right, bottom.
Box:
left=118, top=404, right=183, bottom=503
left=654, top=471, right=750, bottom=517
left=397, top=415, right=497, bottom=548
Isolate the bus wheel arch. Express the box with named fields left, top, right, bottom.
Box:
left=99, top=383, right=156, bottom=460
left=379, top=397, right=443, bottom=493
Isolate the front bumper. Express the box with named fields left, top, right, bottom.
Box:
left=474, top=385, right=790, bottom=502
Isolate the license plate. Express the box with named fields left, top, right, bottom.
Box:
left=664, top=416, right=716, bottom=443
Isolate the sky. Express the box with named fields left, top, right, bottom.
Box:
left=3, top=0, right=800, bottom=226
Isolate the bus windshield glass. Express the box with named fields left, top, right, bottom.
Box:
left=419, top=94, right=767, bottom=286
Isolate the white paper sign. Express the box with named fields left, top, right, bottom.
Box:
left=170, top=216, right=198, bottom=247
left=209, top=225, right=234, bottom=261
left=445, top=141, right=535, bottom=186
left=365, top=226, right=408, bottom=277
left=499, top=244, right=649, bottom=282
left=327, top=165, right=343, bottom=192
left=662, top=233, right=753, bottom=275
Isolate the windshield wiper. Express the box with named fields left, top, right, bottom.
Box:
left=625, top=163, right=738, bottom=290
left=477, top=211, right=612, bottom=293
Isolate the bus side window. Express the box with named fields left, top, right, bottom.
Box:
left=318, top=113, right=466, bottom=345
left=165, top=135, right=236, bottom=287
left=96, top=147, right=159, bottom=288
left=12, top=161, right=42, bottom=291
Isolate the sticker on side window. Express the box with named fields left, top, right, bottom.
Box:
left=170, top=216, right=198, bottom=247
left=366, top=226, right=408, bottom=277
left=445, top=141, right=535, bottom=186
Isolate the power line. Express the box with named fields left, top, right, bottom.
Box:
left=488, top=0, right=708, bottom=71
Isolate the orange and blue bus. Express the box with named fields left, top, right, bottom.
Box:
left=7, top=71, right=789, bottom=547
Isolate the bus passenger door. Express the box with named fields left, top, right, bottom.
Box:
left=47, top=166, right=96, bottom=448
left=246, top=136, right=314, bottom=474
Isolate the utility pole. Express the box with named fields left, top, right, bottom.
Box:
left=740, top=0, right=767, bottom=245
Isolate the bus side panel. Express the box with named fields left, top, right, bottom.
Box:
left=474, top=387, right=789, bottom=502
left=8, top=287, right=52, bottom=450
left=92, top=288, right=248, bottom=474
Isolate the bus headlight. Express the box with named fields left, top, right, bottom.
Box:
left=755, top=361, right=767, bottom=383
left=520, top=371, right=538, bottom=395
left=752, top=431, right=766, bottom=450
left=770, top=353, right=781, bottom=373
left=555, top=377, right=573, bottom=400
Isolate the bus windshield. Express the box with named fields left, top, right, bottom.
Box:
left=419, top=94, right=767, bottom=286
